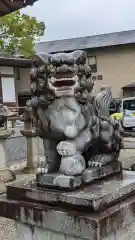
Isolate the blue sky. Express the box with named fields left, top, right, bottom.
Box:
left=22, top=0, right=135, bottom=41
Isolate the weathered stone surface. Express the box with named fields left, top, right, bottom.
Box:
left=119, top=149, right=135, bottom=169
left=1, top=186, right=135, bottom=239
left=123, top=138, right=135, bottom=149
left=5, top=133, right=44, bottom=163
left=0, top=169, right=15, bottom=183
left=13, top=220, right=135, bottom=240
left=0, top=130, right=16, bottom=183
left=118, top=137, right=135, bottom=169
left=82, top=160, right=121, bottom=183
left=0, top=218, right=16, bottom=240
left=30, top=51, right=123, bottom=181
left=7, top=171, right=135, bottom=212
left=37, top=173, right=82, bottom=189
left=36, top=161, right=121, bottom=190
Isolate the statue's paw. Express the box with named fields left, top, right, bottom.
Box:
left=37, top=161, right=49, bottom=175
left=88, top=154, right=113, bottom=168
left=60, top=153, right=86, bottom=176
left=57, top=141, right=77, bottom=156
left=88, top=161, right=103, bottom=167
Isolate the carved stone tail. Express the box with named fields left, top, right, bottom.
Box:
left=93, top=85, right=112, bottom=117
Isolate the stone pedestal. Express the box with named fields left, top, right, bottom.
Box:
left=20, top=106, right=39, bottom=174
left=1, top=171, right=135, bottom=239
left=26, top=136, right=38, bottom=170
left=20, top=128, right=38, bottom=173
left=0, top=130, right=15, bottom=182
left=36, top=161, right=122, bottom=190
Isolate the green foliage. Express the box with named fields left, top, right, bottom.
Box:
left=0, top=10, right=45, bottom=57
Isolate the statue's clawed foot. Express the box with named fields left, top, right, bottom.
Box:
left=88, top=154, right=113, bottom=168
left=57, top=141, right=86, bottom=176
left=37, top=159, right=50, bottom=175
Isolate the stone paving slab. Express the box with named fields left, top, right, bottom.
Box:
left=124, top=137, right=135, bottom=142
left=119, top=149, right=135, bottom=169
left=123, top=141, right=135, bottom=149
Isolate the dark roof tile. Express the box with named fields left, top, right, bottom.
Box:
left=36, top=30, right=135, bottom=53
left=122, top=83, right=135, bottom=89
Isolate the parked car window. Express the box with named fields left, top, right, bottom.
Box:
left=123, top=100, right=135, bottom=110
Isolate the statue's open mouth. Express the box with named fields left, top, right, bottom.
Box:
left=48, top=75, right=79, bottom=96
left=52, top=79, right=75, bottom=88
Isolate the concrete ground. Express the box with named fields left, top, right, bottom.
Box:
left=1, top=137, right=135, bottom=240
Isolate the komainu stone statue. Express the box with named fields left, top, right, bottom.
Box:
left=29, top=50, right=123, bottom=189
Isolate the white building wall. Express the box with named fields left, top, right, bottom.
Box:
left=16, top=68, right=30, bottom=94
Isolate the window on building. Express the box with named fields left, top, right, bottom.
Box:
left=1, top=77, right=16, bottom=103
left=92, top=76, right=97, bottom=81
left=0, top=76, right=16, bottom=104
left=87, top=56, right=97, bottom=73
left=97, top=75, right=103, bottom=80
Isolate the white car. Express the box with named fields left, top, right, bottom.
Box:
left=121, top=97, right=135, bottom=130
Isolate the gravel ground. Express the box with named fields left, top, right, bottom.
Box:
left=0, top=218, right=16, bottom=240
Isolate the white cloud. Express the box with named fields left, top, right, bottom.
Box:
left=22, top=0, right=135, bottom=41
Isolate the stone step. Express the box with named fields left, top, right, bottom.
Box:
left=123, top=141, right=135, bottom=149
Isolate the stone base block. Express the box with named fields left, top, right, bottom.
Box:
left=1, top=184, right=135, bottom=239
left=36, top=160, right=121, bottom=190
left=7, top=170, right=135, bottom=212
left=36, top=172, right=82, bottom=190
left=12, top=219, right=135, bottom=240
left=82, top=160, right=121, bottom=183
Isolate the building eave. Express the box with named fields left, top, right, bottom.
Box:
left=0, top=56, right=34, bottom=67
left=122, top=83, right=135, bottom=89
left=0, top=0, right=38, bottom=17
